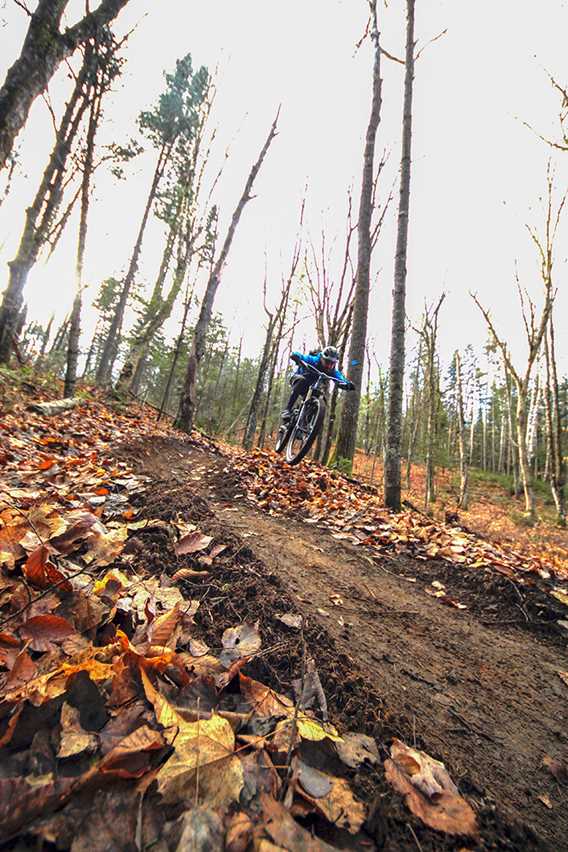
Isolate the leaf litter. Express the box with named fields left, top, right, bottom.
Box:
left=0, top=381, right=550, bottom=849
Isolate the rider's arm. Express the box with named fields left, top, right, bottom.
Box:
left=291, top=352, right=320, bottom=368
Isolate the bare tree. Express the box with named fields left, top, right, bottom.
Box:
left=0, top=49, right=94, bottom=363
left=454, top=350, right=469, bottom=509
left=0, top=0, right=131, bottom=173
left=473, top=169, right=564, bottom=519
left=543, top=310, right=566, bottom=525
left=416, top=293, right=445, bottom=511
left=176, top=110, right=279, bottom=433
left=334, top=0, right=382, bottom=467
left=384, top=0, right=416, bottom=510
left=64, top=31, right=123, bottom=396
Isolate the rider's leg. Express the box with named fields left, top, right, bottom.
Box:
left=282, top=376, right=311, bottom=421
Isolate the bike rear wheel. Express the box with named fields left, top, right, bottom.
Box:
left=285, top=398, right=325, bottom=465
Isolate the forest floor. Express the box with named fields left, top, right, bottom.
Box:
left=1, top=372, right=567, bottom=851
left=116, top=434, right=568, bottom=851
left=352, top=454, right=568, bottom=578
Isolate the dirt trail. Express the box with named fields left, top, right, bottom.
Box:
left=118, top=435, right=568, bottom=850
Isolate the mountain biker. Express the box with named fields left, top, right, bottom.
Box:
left=281, top=345, right=355, bottom=423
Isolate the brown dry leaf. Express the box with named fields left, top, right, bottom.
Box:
left=23, top=544, right=69, bottom=591
left=172, top=567, right=209, bottom=581
left=50, top=512, right=98, bottom=555
left=221, top=622, right=261, bottom=665
left=141, top=669, right=244, bottom=806
left=84, top=524, right=128, bottom=566
left=0, top=632, right=21, bottom=669
left=100, top=724, right=166, bottom=777
left=6, top=647, right=36, bottom=688
left=20, top=614, right=76, bottom=652
left=537, top=793, right=553, bottom=809
left=255, top=793, right=337, bottom=851
left=0, top=523, right=26, bottom=567
left=175, top=530, right=213, bottom=556
left=385, top=738, right=478, bottom=836
left=58, top=702, right=98, bottom=758
left=335, top=732, right=379, bottom=769
left=557, top=671, right=568, bottom=688
left=0, top=702, right=24, bottom=748
left=276, top=613, right=303, bottom=630
left=298, top=761, right=366, bottom=833
left=239, top=673, right=295, bottom=718
left=226, top=811, right=253, bottom=852
left=147, top=603, right=181, bottom=648
left=4, top=657, right=114, bottom=706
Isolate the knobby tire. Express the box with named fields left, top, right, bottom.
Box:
left=285, top=398, right=325, bottom=465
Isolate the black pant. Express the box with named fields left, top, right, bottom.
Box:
left=285, top=375, right=312, bottom=413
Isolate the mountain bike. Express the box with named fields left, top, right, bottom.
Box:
left=275, top=362, right=351, bottom=465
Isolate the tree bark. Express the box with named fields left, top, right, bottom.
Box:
left=176, top=111, right=279, bottom=434
left=384, top=0, right=415, bottom=510
left=64, top=56, right=101, bottom=397
left=334, top=3, right=382, bottom=468
left=0, top=57, right=91, bottom=362
left=96, top=142, right=170, bottom=384
left=544, top=318, right=566, bottom=525
left=243, top=319, right=275, bottom=449
left=0, top=0, right=130, bottom=173
left=454, top=351, right=469, bottom=509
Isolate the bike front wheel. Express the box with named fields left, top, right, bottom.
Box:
left=285, top=398, right=325, bottom=465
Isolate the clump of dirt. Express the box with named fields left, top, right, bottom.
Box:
left=116, top=449, right=547, bottom=851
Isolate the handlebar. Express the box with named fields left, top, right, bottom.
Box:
left=292, top=357, right=351, bottom=389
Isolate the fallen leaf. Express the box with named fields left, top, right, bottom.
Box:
left=221, top=622, right=261, bottom=666
left=23, top=544, right=70, bottom=591
left=141, top=669, right=244, bottom=806
left=20, top=614, right=76, bottom=652
left=276, top=612, right=303, bottom=630
left=147, top=604, right=181, bottom=648
left=557, top=671, right=568, bottom=688
left=175, top=531, right=213, bottom=556
left=58, top=702, right=98, bottom=758
left=225, top=811, right=253, bottom=852
left=255, top=793, right=336, bottom=851
left=298, top=761, right=366, bottom=833
left=537, top=793, right=553, bottom=809
left=100, top=724, right=166, bottom=777
left=385, top=738, right=478, bottom=836
left=335, top=732, right=379, bottom=769
left=6, top=647, right=36, bottom=688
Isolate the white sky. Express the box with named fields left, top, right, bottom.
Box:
left=1, top=0, right=567, bottom=377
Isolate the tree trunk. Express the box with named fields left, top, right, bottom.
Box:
left=384, top=0, right=415, bottom=510
left=176, top=112, right=279, bottom=434
left=0, top=58, right=90, bottom=362
left=96, top=142, right=170, bottom=384
left=334, top=5, right=382, bottom=468
left=454, top=351, right=469, bottom=509
left=243, top=320, right=274, bottom=449
left=515, top=385, right=535, bottom=519
left=64, top=65, right=100, bottom=397
left=157, top=289, right=192, bottom=421
left=0, top=0, right=130, bottom=173
left=544, top=319, right=566, bottom=525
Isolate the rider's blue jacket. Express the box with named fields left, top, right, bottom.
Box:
left=291, top=351, right=348, bottom=383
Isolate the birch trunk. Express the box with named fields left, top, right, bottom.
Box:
left=454, top=351, right=469, bottom=509
left=384, top=0, right=415, bottom=509
left=334, top=4, right=382, bottom=467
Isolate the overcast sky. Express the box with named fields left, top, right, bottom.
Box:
left=1, top=0, right=567, bottom=378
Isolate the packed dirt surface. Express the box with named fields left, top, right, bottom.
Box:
left=116, top=434, right=568, bottom=851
